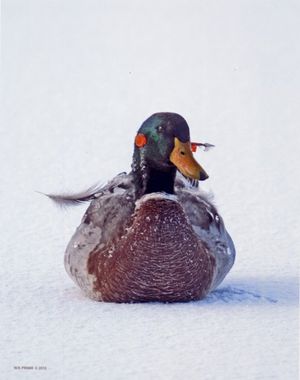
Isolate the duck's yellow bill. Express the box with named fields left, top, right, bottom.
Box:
left=170, top=138, right=209, bottom=181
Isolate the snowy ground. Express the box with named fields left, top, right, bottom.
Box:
left=1, top=1, right=299, bottom=379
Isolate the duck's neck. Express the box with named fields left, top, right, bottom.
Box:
left=133, top=166, right=177, bottom=196
left=144, top=167, right=176, bottom=194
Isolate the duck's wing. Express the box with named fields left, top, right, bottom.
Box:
left=81, top=172, right=136, bottom=233
left=63, top=172, right=137, bottom=300
left=175, top=177, right=236, bottom=291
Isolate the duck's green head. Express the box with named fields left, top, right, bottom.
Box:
left=132, top=112, right=208, bottom=184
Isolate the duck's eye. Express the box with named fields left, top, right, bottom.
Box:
left=157, top=125, right=163, bottom=133
left=180, top=151, right=185, bottom=156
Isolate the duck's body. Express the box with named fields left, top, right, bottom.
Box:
left=64, top=173, right=235, bottom=302
left=54, top=112, right=235, bottom=303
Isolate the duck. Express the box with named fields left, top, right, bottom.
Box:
left=48, top=112, right=235, bottom=303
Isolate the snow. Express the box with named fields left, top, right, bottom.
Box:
left=1, top=0, right=299, bottom=379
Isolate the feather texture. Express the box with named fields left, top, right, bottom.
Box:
left=191, top=142, right=215, bottom=151
left=37, top=183, right=104, bottom=207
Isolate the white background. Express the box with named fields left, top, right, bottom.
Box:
left=1, top=1, right=299, bottom=379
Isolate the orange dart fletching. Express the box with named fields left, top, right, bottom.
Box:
left=191, top=142, right=215, bottom=152
left=135, top=133, right=147, bottom=148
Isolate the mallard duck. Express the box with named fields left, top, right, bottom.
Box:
left=49, top=112, right=235, bottom=302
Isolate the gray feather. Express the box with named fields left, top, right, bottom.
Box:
left=37, top=183, right=104, bottom=208
left=191, top=142, right=215, bottom=151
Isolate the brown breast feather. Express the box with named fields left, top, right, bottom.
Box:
left=87, top=197, right=216, bottom=303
